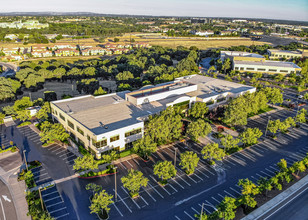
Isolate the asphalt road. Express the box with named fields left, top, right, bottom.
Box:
left=261, top=183, right=308, bottom=220
left=0, top=179, right=18, bottom=220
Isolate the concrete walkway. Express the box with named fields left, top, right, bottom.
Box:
left=242, top=174, right=308, bottom=220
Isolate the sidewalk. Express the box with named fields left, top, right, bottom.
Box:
left=242, top=174, right=308, bottom=220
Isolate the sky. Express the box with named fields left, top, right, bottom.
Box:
left=0, top=0, right=307, bottom=22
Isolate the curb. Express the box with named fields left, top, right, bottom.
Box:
left=78, top=171, right=118, bottom=179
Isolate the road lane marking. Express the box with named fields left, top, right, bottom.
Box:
left=113, top=189, right=132, bottom=213
left=113, top=202, right=123, bottom=217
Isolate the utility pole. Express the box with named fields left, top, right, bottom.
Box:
left=38, top=187, right=44, bottom=211
left=114, top=166, right=118, bottom=202
left=264, top=116, right=271, bottom=138
left=174, top=147, right=178, bottom=167
left=23, top=150, right=28, bottom=171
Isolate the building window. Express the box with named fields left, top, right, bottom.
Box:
left=125, top=128, right=142, bottom=137
left=59, top=113, right=65, bottom=121
left=240, top=67, right=244, bottom=70
left=87, top=135, right=90, bottom=141
left=110, top=135, right=120, bottom=142
left=235, top=67, right=239, bottom=70
left=280, top=70, right=288, bottom=73
left=77, top=127, right=84, bottom=136
left=78, top=138, right=85, bottom=147
left=55, top=110, right=58, bottom=115
left=67, top=120, right=74, bottom=130
left=93, top=138, right=107, bottom=148
left=246, top=68, right=255, bottom=71
left=257, top=68, right=266, bottom=71
left=268, top=69, right=277, bottom=72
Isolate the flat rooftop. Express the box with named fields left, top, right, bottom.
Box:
left=268, top=49, right=302, bottom=55
left=52, top=92, right=165, bottom=135
left=221, top=51, right=264, bottom=59
left=233, top=60, right=301, bottom=69
left=179, top=75, right=255, bottom=100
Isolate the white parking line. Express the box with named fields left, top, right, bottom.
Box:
left=175, top=215, right=181, bottom=220
left=217, top=193, right=224, bottom=199
left=42, top=191, right=58, bottom=197
left=148, top=182, right=164, bottom=198
left=51, top=147, right=62, bottom=153
left=46, top=201, right=63, bottom=208
left=36, top=176, right=51, bottom=183
left=47, top=145, right=58, bottom=150
left=126, top=160, right=134, bottom=167
left=152, top=154, right=158, bottom=159
left=0, top=198, right=6, bottom=220
left=223, top=159, right=236, bottom=166
left=191, top=207, right=200, bottom=215
left=171, top=178, right=184, bottom=189
left=234, top=184, right=242, bottom=189
left=250, top=176, right=259, bottom=181
left=121, top=186, right=141, bottom=209
left=184, top=211, right=194, bottom=220
left=34, top=173, right=48, bottom=179
left=55, top=213, right=69, bottom=219
left=56, top=149, right=67, bottom=155
left=197, top=168, right=209, bottom=178
left=270, top=166, right=280, bottom=171
left=113, top=202, right=123, bottom=217
left=139, top=195, right=149, bottom=206
left=168, top=183, right=178, bottom=193
left=44, top=195, right=61, bottom=203
left=265, top=168, right=276, bottom=175
left=32, top=168, right=45, bottom=175
left=120, top=163, right=127, bottom=170
left=186, top=175, right=197, bottom=184
left=193, top=172, right=203, bottom=181
left=63, top=154, right=76, bottom=161
left=177, top=174, right=191, bottom=186
left=143, top=187, right=156, bottom=202
left=113, top=189, right=132, bottom=213
left=260, top=171, right=272, bottom=177
left=211, top=196, right=220, bottom=204
left=149, top=175, right=171, bottom=195
left=199, top=164, right=215, bottom=175
left=66, top=158, right=75, bottom=164
left=205, top=200, right=217, bottom=210
left=229, top=187, right=241, bottom=195
left=132, top=158, right=139, bottom=165
left=224, top=190, right=235, bottom=198
left=49, top=207, right=66, bottom=214
left=295, top=152, right=306, bottom=157
left=232, top=154, right=246, bottom=162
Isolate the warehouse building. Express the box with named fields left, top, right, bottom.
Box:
left=50, top=75, right=255, bottom=158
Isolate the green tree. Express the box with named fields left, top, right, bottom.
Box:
left=217, top=197, right=237, bottom=220
left=188, top=102, right=208, bottom=119
left=257, top=177, right=273, bottom=197
left=186, top=119, right=211, bottom=142
left=239, top=128, right=263, bottom=146
left=262, top=87, right=283, bottom=104
left=101, top=151, right=119, bottom=168
left=222, top=58, right=231, bottom=74
left=295, top=112, right=307, bottom=124
left=116, top=71, right=134, bottom=81
left=277, top=159, right=288, bottom=172
left=117, top=83, right=132, bottom=91
left=114, top=38, right=120, bottom=42
left=179, top=151, right=199, bottom=175
left=238, top=178, right=259, bottom=209
left=0, top=112, right=5, bottom=124
left=224, top=95, right=248, bottom=126
left=17, top=110, right=32, bottom=122
left=86, top=183, right=102, bottom=196
left=292, top=161, right=306, bottom=176
left=153, top=161, right=177, bottom=184
left=93, top=87, right=107, bottom=96
left=73, top=154, right=99, bottom=171
left=14, top=97, right=33, bottom=112
left=201, top=143, right=225, bottom=164
left=121, top=169, right=148, bottom=197
left=89, top=190, right=114, bottom=214
left=39, top=122, right=69, bottom=143
left=36, top=102, right=50, bottom=120
left=133, top=135, right=157, bottom=160
left=220, top=134, right=239, bottom=152
left=268, top=119, right=281, bottom=135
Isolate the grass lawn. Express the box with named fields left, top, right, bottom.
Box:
left=248, top=106, right=275, bottom=118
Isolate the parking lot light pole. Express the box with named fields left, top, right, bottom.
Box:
left=23, top=150, right=28, bottom=171
left=200, top=203, right=218, bottom=219
left=114, top=166, right=118, bottom=202
left=264, top=116, right=271, bottom=138
left=38, top=187, right=44, bottom=211
left=174, top=147, right=178, bottom=167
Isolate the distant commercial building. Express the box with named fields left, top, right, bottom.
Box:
left=51, top=75, right=255, bottom=158
left=233, top=60, right=301, bottom=75
left=190, top=30, right=214, bottom=36
left=267, top=49, right=307, bottom=60
left=220, top=51, right=265, bottom=62
left=0, top=20, right=48, bottom=29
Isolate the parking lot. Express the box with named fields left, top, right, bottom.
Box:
left=17, top=125, right=42, bottom=146
left=31, top=166, right=70, bottom=219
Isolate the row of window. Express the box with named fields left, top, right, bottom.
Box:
left=235, top=66, right=292, bottom=73
left=273, top=54, right=299, bottom=58
left=125, top=128, right=142, bottom=137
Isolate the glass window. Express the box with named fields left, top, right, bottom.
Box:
left=110, top=135, right=120, bottom=142
left=240, top=67, right=244, bottom=70
left=77, top=127, right=84, bottom=136
left=257, top=68, right=266, bottom=71
left=235, top=67, right=239, bottom=70
left=268, top=69, right=277, bottom=72
left=246, top=68, right=255, bottom=71
left=280, top=70, right=288, bottom=73
left=59, top=113, right=65, bottom=121
left=67, top=120, right=74, bottom=130
left=93, top=139, right=107, bottom=148
left=125, top=128, right=142, bottom=137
